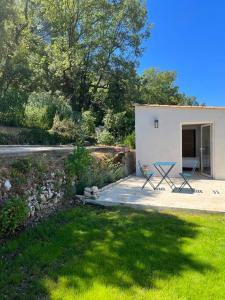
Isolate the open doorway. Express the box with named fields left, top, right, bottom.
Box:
left=182, top=124, right=212, bottom=177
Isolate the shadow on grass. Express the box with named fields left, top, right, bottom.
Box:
left=0, top=205, right=213, bottom=298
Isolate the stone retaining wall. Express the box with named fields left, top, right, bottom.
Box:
left=0, top=146, right=136, bottom=223
left=0, top=150, right=73, bottom=221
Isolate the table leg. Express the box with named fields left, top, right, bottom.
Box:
left=158, top=165, right=176, bottom=189
left=154, top=165, right=176, bottom=190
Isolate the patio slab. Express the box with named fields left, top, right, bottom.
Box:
left=87, top=176, right=225, bottom=213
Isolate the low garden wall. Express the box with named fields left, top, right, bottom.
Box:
left=0, top=146, right=136, bottom=238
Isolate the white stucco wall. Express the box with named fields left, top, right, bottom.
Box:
left=135, top=105, right=225, bottom=180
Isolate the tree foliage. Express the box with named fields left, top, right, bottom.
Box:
left=139, top=68, right=198, bottom=106
left=26, top=0, right=150, bottom=111
left=0, top=1, right=200, bottom=145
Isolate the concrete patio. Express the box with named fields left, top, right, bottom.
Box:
left=87, top=176, right=225, bottom=213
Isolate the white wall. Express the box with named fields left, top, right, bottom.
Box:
left=135, top=106, right=225, bottom=180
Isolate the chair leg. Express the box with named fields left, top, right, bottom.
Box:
left=179, top=181, right=186, bottom=191
left=142, top=179, right=148, bottom=189
left=178, top=175, right=186, bottom=191
left=142, top=175, right=155, bottom=190
left=185, top=180, right=194, bottom=192
left=148, top=176, right=155, bottom=190
left=178, top=176, right=194, bottom=192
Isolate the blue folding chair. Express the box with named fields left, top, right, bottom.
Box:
left=138, top=161, right=155, bottom=190
left=178, top=160, right=199, bottom=192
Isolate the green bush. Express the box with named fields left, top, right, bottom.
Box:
left=97, top=130, right=115, bottom=145
left=80, top=111, right=96, bottom=137
left=0, top=89, right=27, bottom=126
left=10, top=168, right=27, bottom=187
left=51, top=115, right=78, bottom=143
left=88, top=156, right=124, bottom=188
left=0, top=196, right=29, bottom=236
left=24, top=91, right=72, bottom=130
left=11, top=158, right=33, bottom=174
left=24, top=106, right=51, bottom=130
left=0, top=129, right=60, bottom=145
left=0, top=132, right=19, bottom=145
left=65, top=147, right=125, bottom=195
left=0, top=127, right=75, bottom=145
left=103, top=109, right=135, bottom=140
left=19, top=128, right=59, bottom=145
left=65, top=147, right=92, bottom=195
left=122, top=132, right=135, bottom=149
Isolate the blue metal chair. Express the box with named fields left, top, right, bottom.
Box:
left=138, top=161, right=155, bottom=190
left=178, top=160, right=199, bottom=192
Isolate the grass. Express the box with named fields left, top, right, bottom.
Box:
left=1, top=205, right=225, bottom=300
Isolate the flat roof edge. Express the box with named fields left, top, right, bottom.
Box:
left=134, top=104, right=225, bottom=110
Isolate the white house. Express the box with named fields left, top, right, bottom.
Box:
left=135, top=104, right=225, bottom=180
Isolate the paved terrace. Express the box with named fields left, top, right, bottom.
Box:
left=88, top=176, right=225, bottom=213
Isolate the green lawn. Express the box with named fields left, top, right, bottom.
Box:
left=1, top=206, right=225, bottom=300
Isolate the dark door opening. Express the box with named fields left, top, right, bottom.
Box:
left=182, top=129, right=196, bottom=158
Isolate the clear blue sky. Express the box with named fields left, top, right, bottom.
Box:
left=138, top=0, right=225, bottom=106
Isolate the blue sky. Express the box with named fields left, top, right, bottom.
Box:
left=138, top=0, right=225, bottom=106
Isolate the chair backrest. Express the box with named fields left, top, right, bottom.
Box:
left=191, top=160, right=199, bottom=176
left=138, top=160, right=151, bottom=176
left=138, top=160, right=145, bottom=176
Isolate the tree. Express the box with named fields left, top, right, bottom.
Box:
left=139, top=68, right=198, bottom=106
left=0, top=0, right=33, bottom=97
left=91, top=63, right=140, bottom=124
left=103, top=109, right=134, bottom=139
left=30, top=0, right=150, bottom=111
left=0, top=1, right=202, bottom=146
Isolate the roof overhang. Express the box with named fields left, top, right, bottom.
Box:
left=134, top=104, right=225, bottom=110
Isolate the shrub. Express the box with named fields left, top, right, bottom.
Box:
left=0, top=196, right=29, bottom=236
left=65, top=148, right=125, bottom=195
left=0, top=89, right=27, bottom=126
left=19, top=128, right=59, bottom=145
left=0, top=129, right=61, bottom=145
left=11, top=158, right=33, bottom=174
left=24, top=91, right=72, bottom=130
left=103, top=109, right=135, bottom=139
left=24, top=106, right=51, bottom=129
left=88, top=156, right=124, bottom=188
left=10, top=168, right=27, bottom=187
left=80, top=111, right=96, bottom=137
left=122, top=132, right=135, bottom=149
left=0, top=132, right=19, bottom=145
left=65, top=147, right=92, bottom=194
left=51, top=115, right=78, bottom=143
left=97, top=130, right=115, bottom=145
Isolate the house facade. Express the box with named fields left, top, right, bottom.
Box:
left=135, top=104, right=225, bottom=180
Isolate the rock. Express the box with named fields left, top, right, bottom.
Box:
left=40, top=194, right=47, bottom=202
left=4, top=180, right=12, bottom=191
left=84, top=186, right=100, bottom=200
left=48, top=190, right=54, bottom=199
left=76, top=195, right=85, bottom=201
left=34, top=202, right=40, bottom=210
left=113, top=152, right=125, bottom=164
left=53, top=198, right=59, bottom=204
left=92, top=186, right=99, bottom=193
left=84, top=191, right=91, bottom=196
